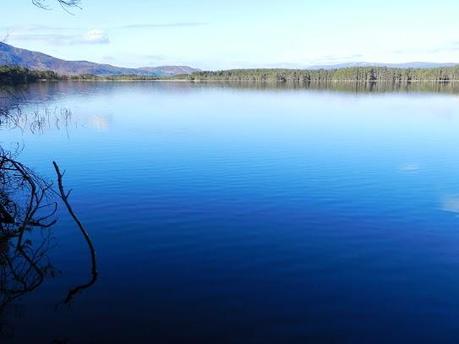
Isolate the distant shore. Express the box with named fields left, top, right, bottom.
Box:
left=2, top=65, right=459, bottom=86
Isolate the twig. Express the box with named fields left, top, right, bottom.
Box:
left=52, top=161, right=98, bottom=302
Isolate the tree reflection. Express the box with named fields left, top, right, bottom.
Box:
left=0, top=90, right=97, bottom=340
left=0, top=228, right=57, bottom=338
left=0, top=149, right=57, bottom=338
left=1, top=86, right=74, bottom=135
left=0, top=150, right=57, bottom=241
left=0, top=152, right=98, bottom=340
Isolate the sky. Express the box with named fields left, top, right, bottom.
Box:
left=2, top=0, right=459, bottom=70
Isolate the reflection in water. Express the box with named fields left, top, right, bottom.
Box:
left=399, top=163, right=420, bottom=173
left=1, top=85, right=74, bottom=137
left=0, top=151, right=98, bottom=340
left=0, top=229, right=56, bottom=338
left=4, top=80, right=459, bottom=102
left=1, top=105, right=74, bottom=135
left=1, top=85, right=116, bottom=136
left=0, top=151, right=58, bottom=338
left=440, top=195, right=459, bottom=214
left=88, top=114, right=110, bottom=131
left=0, top=94, right=98, bottom=340
left=0, top=150, right=57, bottom=241
left=193, top=79, right=459, bottom=94
left=53, top=161, right=98, bottom=304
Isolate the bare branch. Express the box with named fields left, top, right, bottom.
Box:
left=32, top=0, right=82, bottom=13
left=52, top=161, right=98, bottom=303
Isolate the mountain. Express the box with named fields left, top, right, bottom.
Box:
left=0, top=42, right=199, bottom=77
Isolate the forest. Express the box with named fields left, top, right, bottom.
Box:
left=3, top=65, right=459, bottom=85
left=0, top=66, right=60, bottom=85
left=182, top=66, right=459, bottom=83
left=0, top=66, right=164, bottom=84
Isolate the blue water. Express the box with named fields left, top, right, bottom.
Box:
left=2, top=82, right=459, bottom=342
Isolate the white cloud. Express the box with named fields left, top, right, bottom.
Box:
left=116, top=23, right=207, bottom=29
left=82, top=29, right=109, bottom=44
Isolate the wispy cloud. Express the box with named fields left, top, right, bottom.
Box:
left=265, top=54, right=366, bottom=69
left=144, top=54, right=168, bottom=62
left=115, top=22, right=207, bottom=29
left=430, top=42, right=459, bottom=53
left=8, top=32, right=110, bottom=45
left=5, top=27, right=109, bottom=45
left=82, top=29, right=109, bottom=44
left=394, top=41, right=459, bottom=55
left=2, top=24, right=77, bottom=32
left=314, top=54, right=364, bottom=63
left=2, top=22, right=204, bottom=46
left=96, top=53, right=175, bottom=68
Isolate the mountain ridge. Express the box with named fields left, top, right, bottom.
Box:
left=0, top=42, right=199, bottom=77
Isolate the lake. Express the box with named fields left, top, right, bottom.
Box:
left=2, top=81, right=459, bottom=343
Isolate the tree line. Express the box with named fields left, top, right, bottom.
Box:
left=182, top=66, right=459, bottom=83
left=0, top=67, right=163, bottom=85
left=3, top=65, right=459, bottom=85
left=0, top=66, right=60, bottom=85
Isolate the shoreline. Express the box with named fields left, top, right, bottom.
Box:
left=43, top=79, right=459, bottom=83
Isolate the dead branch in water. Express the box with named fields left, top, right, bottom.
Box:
left=0, top=149, right=57, bottom=246
left=52, top=161, right=98, bottom=303
left=0, top=151, right=98, bottom=336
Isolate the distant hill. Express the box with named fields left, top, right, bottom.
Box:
left=0, top=42, right=199, bottom=77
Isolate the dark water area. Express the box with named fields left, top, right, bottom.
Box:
left=1, top=81, right=459, bottom=342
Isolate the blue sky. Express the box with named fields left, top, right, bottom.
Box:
left=2, top=0, right=459, bottom=69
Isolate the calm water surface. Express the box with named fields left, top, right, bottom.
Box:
left=2, top=82, right=459, bottom=342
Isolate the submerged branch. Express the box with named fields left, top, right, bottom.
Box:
left=0, top=151, right=98, bottom=337
left=52, top=161, right=98, bottom=303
